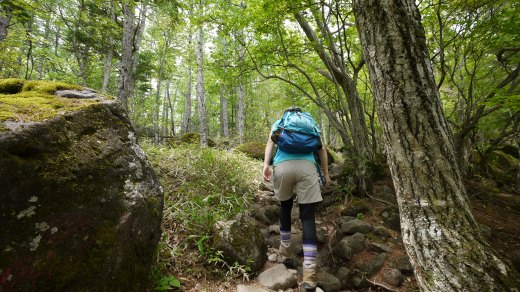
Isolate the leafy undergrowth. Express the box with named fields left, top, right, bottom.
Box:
left=142, top=142, right=262, bottom=291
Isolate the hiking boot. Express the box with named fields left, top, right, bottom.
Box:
left=278, top=243, right=297, bottom=269
left=302, top=263, right=317, bottom=290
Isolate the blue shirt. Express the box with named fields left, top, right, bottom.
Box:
left=271, top=119, right=316, bottom=166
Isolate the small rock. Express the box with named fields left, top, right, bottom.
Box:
left=336, top=216, right=356, bottom=227
left=236, top=284, right=271, bottom=292
left=260, top=181, right=274, bottom=192
left=257, top=264, right=297, bottom=290
left=268, top=253, right=278, bottom=262
left=383, top=269, right=403, bottom=287
left=333, top=233, right=366, bottom=260
left=356, top=253, right=387, bottom=276
left=372, top=184, right=397, bottom=204
left=336, top=267, right=351, bottom=289
left=373, top=225, right=391, bottom=238
left=317, top=272, right=341, bottom=292
left=380, top=207, right=401, bottom=231
left=252, top=205, right=279, bottom=225
left=341, top=202, right=369, bottom=217
left=391, top=255, right=414, bottom=274
left=341, top=218, right=372, bottom=235
left=367, top=242, right=392, bottom=253
left=268, top=225, right=280, bottom=234
left=351, top=273, right=370, bottom=289
left=55, top=89, right=98, bottom=99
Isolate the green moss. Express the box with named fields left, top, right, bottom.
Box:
left=0, top=78, right=25, bottom=94
left=22, top=80, right=82, bottom=94
left=0, top=79, right=98, bottom=124
left=180, top=132, right=200, bottom=144
left=235, top=142, right=265, bottom=160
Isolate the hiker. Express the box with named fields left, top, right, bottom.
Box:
left=262, top=107, right=331, bottom=290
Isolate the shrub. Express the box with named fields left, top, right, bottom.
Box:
left=179, top=132, right=216, bottom=147
left=143, top=142, right=261, bottom=235
left=0, top=78, right=25, bottom=94
left=143, top=143, right=261, bottom=285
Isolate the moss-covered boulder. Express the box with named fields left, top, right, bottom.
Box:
left=179, top=132, right=216, bottom=147
left=0, top=80, right=163, bottom=291
left=486, top=150, right=519, bottom=187
left=236, top=142, right=265, bottom=160
left=211, top=214, right=267, bottom=273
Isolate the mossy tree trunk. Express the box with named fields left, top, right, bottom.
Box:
left=353, top=0, right=520, bottom=290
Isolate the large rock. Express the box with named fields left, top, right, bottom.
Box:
left=317, top=272, right=341, bottom=292
left=212, top=215, right=267, bottom=272
left=333, top=233, right=366, bottom=261
left=257, top=264, right=297, bottom=290
left=340, top=218, right=372, bottom=235
left=0, top=95, right=163, bottom=290
left=380, top=206, right=401, bottom=231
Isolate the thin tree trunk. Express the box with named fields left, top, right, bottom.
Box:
left=24, top=21, right=34, bottom=79
left=0, top=5, right=8, bottom=42
left=353, top=0, right=520, bottom=290
left=166, top=81, right=175, bottom=137
left=237, top=29, right=246, bottom=144
left=181, top=65, right=192, bottom=134
left=162, top=82, right=169, bottom=139
left=181, top=19, right=193, bottom=135
left=118, top=2, right=147, bottom=111
left=196, top=0, right=208, bottom=146
left=102, top=1, right=117, bottom=93
left=237, top=80, right=245, bottom=143
left=154, top=65, right=164, bottom=144
left=102, top=48, right=113, bottom=92
left=220, top=84, right=229, bottom=137
left=117, top=2, right=136, bottom=110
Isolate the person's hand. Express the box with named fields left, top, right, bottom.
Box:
left=263, top=165, right=272, bottom=182
left=323, top=174, right=331, bottom=190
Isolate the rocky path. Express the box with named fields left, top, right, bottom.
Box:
left=235, top=176, right=419, bottom=292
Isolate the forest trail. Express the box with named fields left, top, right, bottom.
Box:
left=230, top=176, right=520, bottom=292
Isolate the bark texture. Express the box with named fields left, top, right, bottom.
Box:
left=196, top=0, right=208, bottom=146
left=353, top=0, right=520, bottom=290
left=220, top=84, right=229, bottom=137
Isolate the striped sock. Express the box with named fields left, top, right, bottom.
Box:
left=303, top=243, right=317, bottom=268
left=280, top=229, right=291, bottom=247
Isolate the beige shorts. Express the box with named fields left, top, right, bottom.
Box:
left=273, top=160, right=323, bottom=204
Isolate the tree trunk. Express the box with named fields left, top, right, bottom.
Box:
left=117, top=2, right=136, bottom=110
left=154, top=64, right=163, bottom=144
left=0, top=5, right=8, bottom=42
left=181, top=20, right=193, bottom=135
left=237, top=80, right=245, bottom=144
left=196, top=0, right=208, bottom=146
left=166, top=81, right=175, bottom=137
left=353, top=0, right=520, bottom=291
left=181, top=65, right=193, bottom=135
left=102, top=48, right=113, bottom=92
left=220, top=84, right=229, bottom=137
left=162, top=82, right=169, bottom=138
left=237, top=32, right=246, bottom=144
left=117, top=2, right=146, bottom=111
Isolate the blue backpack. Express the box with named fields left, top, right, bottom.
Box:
left=271, top=109, right=322, bottom=154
